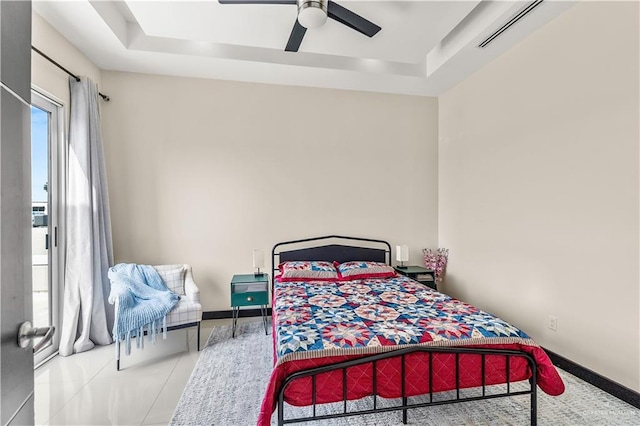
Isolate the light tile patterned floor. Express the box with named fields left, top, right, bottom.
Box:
left=34, top=318, right=247, bottom=425
left=35, top=317, right=640, bottom=426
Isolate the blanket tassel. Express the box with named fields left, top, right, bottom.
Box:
left=115, top=315, right=170, bottom=359
left=151, top=320, right=157, bottom=344
left=114, top=335, right=120, bottom=360
left=163, top=316, right=167, bottom=340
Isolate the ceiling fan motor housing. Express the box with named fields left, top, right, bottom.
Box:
left=297, top=0, right=328, bottom=28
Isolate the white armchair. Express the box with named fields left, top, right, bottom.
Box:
left=115, top=264, right=203, bottom=370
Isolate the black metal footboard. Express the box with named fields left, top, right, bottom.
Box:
left=276, top=346, right=537, bottom=426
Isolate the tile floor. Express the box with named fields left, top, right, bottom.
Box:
left=34, top=317, right=639, bottom=426
left=34, top=318, right=254, bottom=426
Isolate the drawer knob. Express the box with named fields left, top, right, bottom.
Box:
left=247, top=296, right=253, bottom=302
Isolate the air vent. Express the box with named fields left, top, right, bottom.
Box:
left=478, top=0, right=544, bottom=48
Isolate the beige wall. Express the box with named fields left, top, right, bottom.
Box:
left=439, top=1, right=639, bottom=391
left=33, top=2, right=640, bottom=392
left=32, top=11, right=101, bottom=117
left=100, top=71, right=439, bottom=312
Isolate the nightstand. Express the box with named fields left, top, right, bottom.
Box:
left=230, top=274, right=269, bottom=338
left=395, top=266, right=437, bottom=290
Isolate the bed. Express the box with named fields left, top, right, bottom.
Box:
left=257, top=235, right=564, bottom=426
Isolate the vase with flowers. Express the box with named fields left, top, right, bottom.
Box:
left=422, top=248, right=449, bottom=282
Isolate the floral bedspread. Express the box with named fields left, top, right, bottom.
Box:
left=258, top=275, right=565, bottom=425
left=274, top=275, right=535, bottom=364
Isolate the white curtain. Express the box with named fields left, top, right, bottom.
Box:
left=59, top=76, right=114, bottom=356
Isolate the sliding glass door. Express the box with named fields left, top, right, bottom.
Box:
left=31, top=90, right=63, bottom=366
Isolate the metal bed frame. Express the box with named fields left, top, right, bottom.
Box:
left=271, top=235, right=538, bottom=425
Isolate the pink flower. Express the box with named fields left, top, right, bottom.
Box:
left=422, top=248, right=449, bottom=282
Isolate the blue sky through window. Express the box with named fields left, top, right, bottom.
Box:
left=31, top=106, right=48, bottom=203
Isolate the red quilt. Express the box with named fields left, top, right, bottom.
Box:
left=257, top=276, right=564, bottom=425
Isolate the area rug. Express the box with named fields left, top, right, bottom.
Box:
left=171, top=322, right=640, bottom=425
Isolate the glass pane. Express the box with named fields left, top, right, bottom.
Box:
left=31, top=105, right=50, bottom=330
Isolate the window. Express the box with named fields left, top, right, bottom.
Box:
left=31, top=90, right=64, bottom=366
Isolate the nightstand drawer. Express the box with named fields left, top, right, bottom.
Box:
left=232, top=282, right=268, bottom=293
left=231, top=291, right=268, bottom=307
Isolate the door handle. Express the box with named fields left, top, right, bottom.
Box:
left=18, top=321, right=55, bottom=353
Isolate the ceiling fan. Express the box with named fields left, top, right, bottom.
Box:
left=218, top=0, right=382, bottom=53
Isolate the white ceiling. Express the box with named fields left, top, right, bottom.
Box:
left=33, top=0, right=575, bottom=96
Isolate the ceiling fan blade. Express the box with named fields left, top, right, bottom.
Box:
left=218, top=0, right=296, bottom=4
left=285, top=20, right=307, bottom=52
left=327, top=1, right=381, bottom=38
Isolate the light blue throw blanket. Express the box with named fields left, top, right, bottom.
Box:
left=108, top=263, right=180, bottom=355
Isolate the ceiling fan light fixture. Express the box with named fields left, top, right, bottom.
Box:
left=297, top=0, right=328, bottom=28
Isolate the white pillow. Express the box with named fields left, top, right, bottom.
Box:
left=157, top=267, right=185, bottom=295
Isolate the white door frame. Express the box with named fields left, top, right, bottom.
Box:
left=31, top=89, right=64, bottom=367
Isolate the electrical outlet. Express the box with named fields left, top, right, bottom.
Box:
left=548, top=315, right=557, bottom=331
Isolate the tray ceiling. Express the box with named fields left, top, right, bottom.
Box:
left=33, top=0, right=575, bottom=96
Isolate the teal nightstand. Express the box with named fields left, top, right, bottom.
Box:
left=395, top=266, right=436, bottom=290
left=231, top=274, right=269, bottom=338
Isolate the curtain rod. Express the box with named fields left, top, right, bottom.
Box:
left=31, top=46, right=110, bottom=102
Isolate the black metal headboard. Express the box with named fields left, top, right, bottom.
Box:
left=271, top=235, right=392, bottom=277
